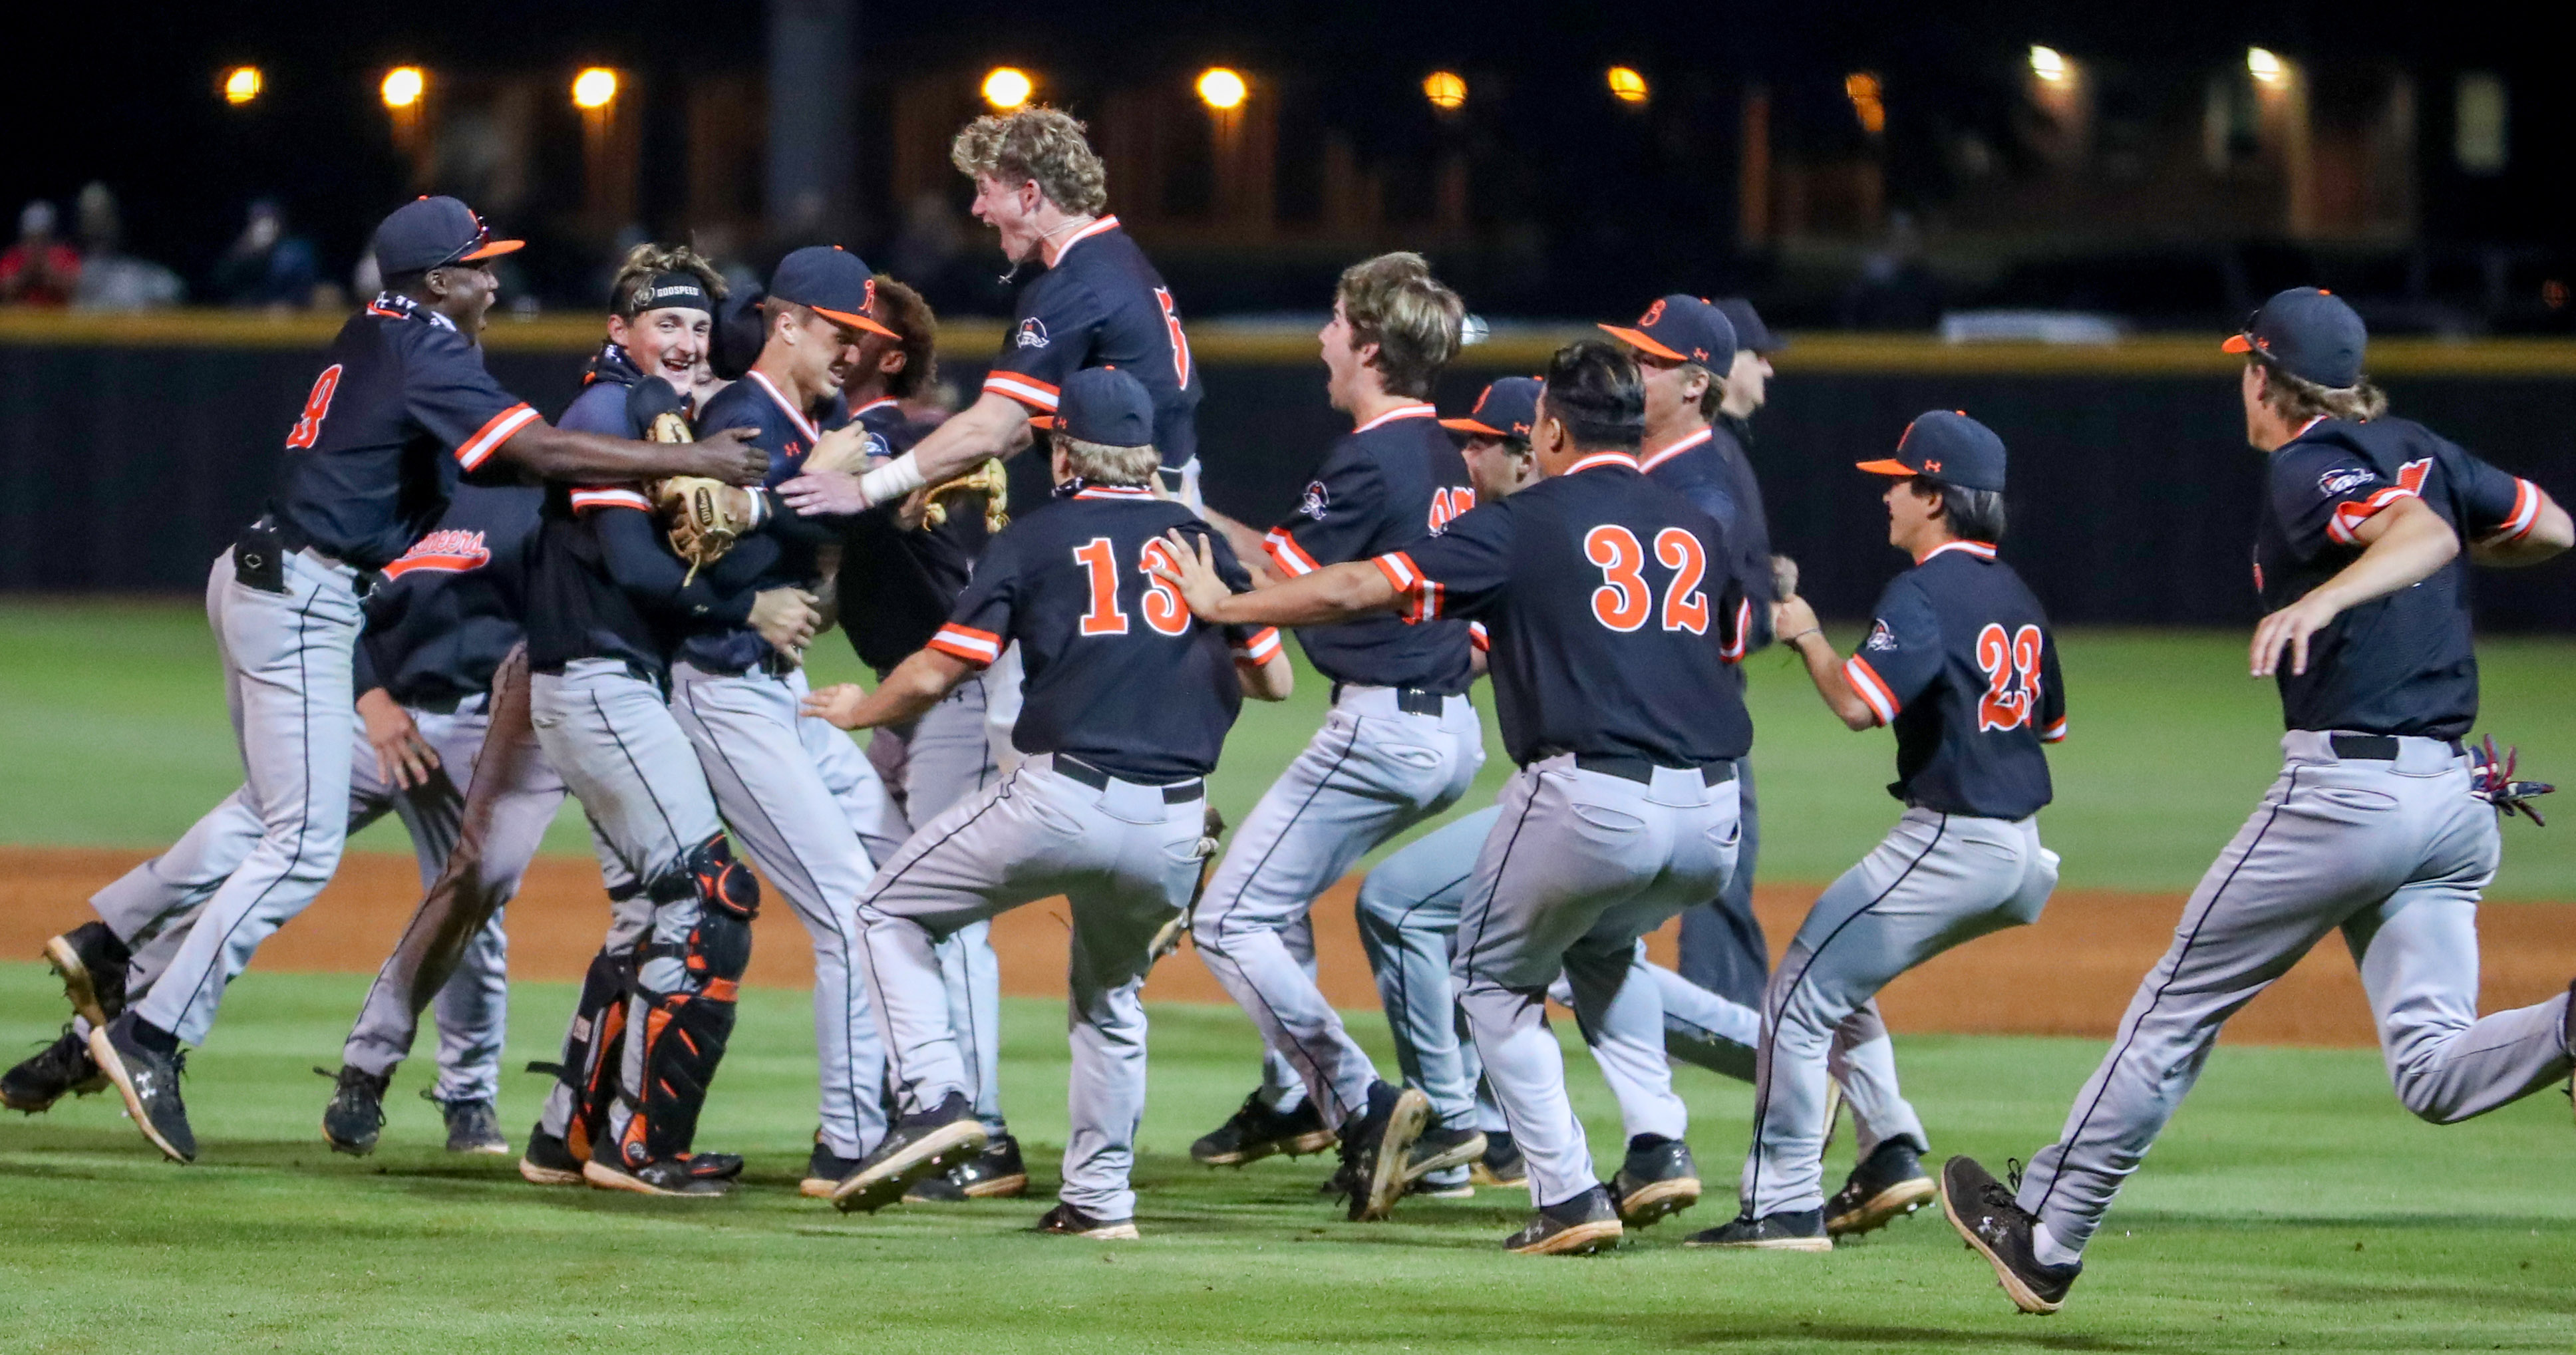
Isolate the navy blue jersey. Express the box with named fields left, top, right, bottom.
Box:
left=1376, top=453, right=1751, bottom=768
left=1261, top=403, right=1478, bottom=694
left=2255, top=415, right=2543, bottom=740
left=1642, top=421, right=1776, bottom=651
left=270, top=293, right=541, bottom=569
left=674, top=369, right=851, bottom=673
left=355, top=483, right=540, bottom=709
left=928, top=484, right=1279, bottom=782
left=981, top=218, right=1200, bottom=471
left=1842, top=541, right=2064, bottom=820
left=524, top=354, right=754, bottom=677
left=837, top=398, right=991, bottom=673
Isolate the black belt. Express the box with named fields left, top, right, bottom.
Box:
left=1052, top=754, right=1204, bottom=803
left=1330, top=683, right=1452, bottom=716
left=1573, top=754, right=1735, bottom=786
left=2328, top=733, right=2465, bottom=760
left=236, top=516, right=380, bottom=596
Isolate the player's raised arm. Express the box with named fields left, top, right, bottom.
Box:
left=495, top=419, right=768, bottom=486
left=1154, top=530, right=1400, bottom=629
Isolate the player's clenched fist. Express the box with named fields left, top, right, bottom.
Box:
left=800, top=682, right=869, bottom=730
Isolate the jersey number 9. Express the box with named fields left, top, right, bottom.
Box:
left=1584, top=524, right=1709, bottom=635
left=1075, top=536, right=1192, bottom=638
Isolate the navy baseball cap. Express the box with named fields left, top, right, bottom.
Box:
left=371, top=196, right=523, bottom=275
left=1440, top=376, right=1541, bottom=440
left=1857, top=410, right=2007, bottom=493
left=1714, top=298, right=1786, bottom=355
left=1052, top=367, right=1155, bottom=449
left=1599, top=294, right=1737, bottom=368
left=2224, top=286, right=2366, bottom=388
left=769, top=245, right=898, bottom=339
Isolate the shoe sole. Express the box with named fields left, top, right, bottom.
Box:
left=1938, top=1172, right=2063, bottom=1315
left=1510, top=1220, right=1624, bottom=1256
left=1402, top=1131, right=1488, bottom=1185
left=1826, top=1176, right=1937, bottom=1237
left=448, top=1140, right=512, bottom=1156
left=322, top=1120, right=379, bottom=1157
left=83, top=1028, right=190, bottom=1164
left=1353, top=1088, right=1433, bottom=1222
left=1682, top=1233, right=1834, bottom=1252
left=1192, top=1128, right=1338, bottom=1167
left=830, top=1122, right=989, bottom=1213
left=960, top=1171, right=1031, bottom=1199
left=1041, top=1221, right=1142, bottom=1240
left=798, top=1177, right=838, bottom=1199
left=1617, top=1176, right=1702, bottom=1227
left=581, top=1159, right=727, bottom=1197
left=46, top=936, right=111, bottom=1030
left=520, top=1157, right=585, bottom=1186
left=1411, top=1183, right=1476, bottom=1199
left=1470, top=1163, right=1527, bottom=1189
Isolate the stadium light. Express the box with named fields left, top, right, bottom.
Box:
left=1196, top=67, right=1247, bottom=111
left=572, top=67, right=618, bottom=110
left=982, top=67, right=1033, bottom=110
left=2028, top=46, right=2070, bottom=86
left=2247, top=47, right=2289, bottom=88
left=381, top=66, right=424, bottom=110
left=223, top=66, right=262, bottom=106
left=1846, top=72, right=1886, bottom=134
left=1422, top=71, right=1467, bottom=111
left=1607, top=66, right=1649, bottom=105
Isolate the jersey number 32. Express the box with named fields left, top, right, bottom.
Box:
left=1584, top=525, right=1708, bottom=634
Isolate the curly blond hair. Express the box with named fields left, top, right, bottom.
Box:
left=951, top=107, right=1109, bottom=216
left=2256, top=359, right=2389, bottom=424
left=1336, top=252, right=1463, bottom=399
left=607, top=241, right=726, bottom=316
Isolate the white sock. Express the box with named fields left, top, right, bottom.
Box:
left=2031, top=1219, right=2082, bottom=1269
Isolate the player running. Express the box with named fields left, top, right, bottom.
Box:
left=1943, top=287, right=2574, bottom=1313
left=42, top=197, right=763, bottom=1163
left=1156, top=340, right=1754, bottom=1255
left=804, top=368, right=1291, bottom=1237
left=1685, top=411, right=2062, bottom=1253
left=777, top=106, right=1202, bottom=527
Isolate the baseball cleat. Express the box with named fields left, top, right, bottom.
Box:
left=317, top=1065, right=390, bottom=1155
left=1826, top=1139, right=1937, bottom=1237
left=1339, top=1081, right=1432, bottom=1222
left=1407, top=1167, right=1475, bottom=1199
left=831, top=1092, right=988, bottom=1213
left=1190, top=1092, right=1336, bottom=1166
left=45, top=922, right=130, bottom=1030
left=801, top=1137, right=865, bottom=1199
left=1683, top=1208, right=1833, bottom=1251
left=88, top=1014, right=194, bottom=1163
left=1035, top=1201, right=1140, bottom=1240
left=436, top=1096, right=509, bottom=1155
left=1940, top=1155, right=2080, bottom=1314
left=518, top=1128, right=585, bottom=1186
left=1611, top=1133, right=1702, bottom=1227
left=1470, top=1130, right=1526, bottom=1188
left=3, top=1026, right=107, bottom=1114
left=583, top=1151, right=736, bottom=1198
left=1505, top=1184, right=1624, bottom=1256
left=909, top=1131, right=1031, bottom=1201
left=1401, top=1124, right=1488, bottom=1185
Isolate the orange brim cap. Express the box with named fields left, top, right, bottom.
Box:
left=1855, top=458, right=1918, bottom=477
left=458, top=238, right=526, bottom=261
left=1439, top=416, right=1508, bottom=436
left=1597, top=323, right=1687, bottom=362
left=813, top=305, right=900, bottom=339
left=2221, top=333, right=2254, bottom=354
left=1027, top=414, right=1059, bottom=431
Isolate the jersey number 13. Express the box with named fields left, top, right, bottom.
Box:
left=1075, top=537, right=1191, bottom=637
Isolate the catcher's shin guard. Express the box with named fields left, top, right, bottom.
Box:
left=612, top=837, right=758, bottom=1165
left=552, top=889, right=644, bottom=1165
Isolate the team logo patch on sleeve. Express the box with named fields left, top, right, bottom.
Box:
left=1300, top=480, right=1329, bottom=520
left=1864, top=619, right=1897, bottom=652
left=1015, top=317, right=1051, bottom=350
left=381, top=529, right=492, bottom=579
left=2318, top=467, right=2380, bottom=496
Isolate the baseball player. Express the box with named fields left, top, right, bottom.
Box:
left=1945, top=288, right=2575, bottom=1314
left=37, top=196, right=763, bottom=1163
left=1683, top=412, right=2062, bottom=1253
left=804, top=367, right=1291, bottom=1237
left=1178, top=253, right=1484, bottom=1222
left=776, top=106, right=1203, bottom=527
left=832, top=276, right=1027, bottom=1199
left=1156, top=339, right=1753, bottom=1255
left=12, top=484, right=546, bottom=1159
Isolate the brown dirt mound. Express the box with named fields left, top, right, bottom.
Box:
left=6, top=846, right=2568, bottom=1048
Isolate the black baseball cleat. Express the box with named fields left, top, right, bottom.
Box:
left=1941, top=1155, right=2081, bottom=1314
left=45, top=922, right=130, bottom=1030
left=1035, top=1201, right=1140, bottom=1240
left=317, top=1065, right=390, bottom=1155
left=1683, top=1208, right=1833, bottom=1251
left=1401, top=1124, right=1488, bottom=1185
left=1408, top=1167, right=1475, bottom=1199
left=1337, top=1080, right=1433, bottom=1222
left=831, top=1091, right=989, bottom=1213
left=1611, top=1133, right=1702, bottom=1227
left=583, top=1147, right=738, bottom=1198
left=1190, top=1092, right=1337, bottom=1166
left=1826, top=1138, right=1938, bottom=1237
left=909, top=1131, right=1031, bottom=1201
left=435, top=1096, right=508, bottom=1155
left=1505, top=1183, right=1624, bottom=1256
left=3, top=1026, right=107, bottom=1114
left=801, top=1135, right=865, bottom=1199
left=88, top=1013, right=193, bottom=1163
left=518, top=1128, right=584, bottom=1186
left=1470, top=1129, right=1526, bottom=1188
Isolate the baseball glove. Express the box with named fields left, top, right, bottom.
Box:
left=921, top=458, right=1011, bottom=534
left=652, top=476, right=758, bottom=585
left=1148, top=803, right=1227, bottom=963
left=2470, top=736, right=2555, bottom=826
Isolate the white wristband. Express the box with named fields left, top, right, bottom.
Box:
left=857, top=452, right=927, bottom=510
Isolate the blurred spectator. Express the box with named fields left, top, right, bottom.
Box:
left=889, top=190, right=970, bottom=308
left=1839, top=212, right=1944, bottom=331
left=211, top=198, right=319, bottom=310
left=692, top=224, right=763, bottom=300
left=0, top=201, right=81, bottom=306
left=69, top=183, right=183, bottom=312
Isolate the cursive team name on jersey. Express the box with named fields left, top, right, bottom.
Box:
left=381, top=529, right=493, bottom=579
